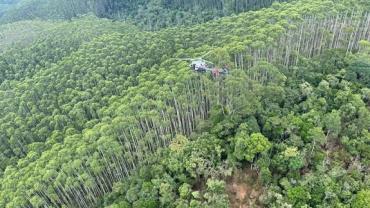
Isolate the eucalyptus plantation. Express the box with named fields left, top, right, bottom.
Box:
left=0, top=0, right=370, bottom=207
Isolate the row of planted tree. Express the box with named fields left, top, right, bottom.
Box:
left=0, top=60, right=232, bottom=207
left=231, top=12, right=370, bottom=71
left=0, top=0, right=340, bottom=173
left=1, top=0, right=370, bottom=207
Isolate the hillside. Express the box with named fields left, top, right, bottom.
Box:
left=0, top=0, right=291, bottom=29
left=0, top=0, right=369, bottom=207
left=0, top=15, right=137, bottom=83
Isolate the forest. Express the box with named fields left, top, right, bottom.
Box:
left=0, top=0, right=293, bottom=29
left=0, top=0, right=369, bottom=207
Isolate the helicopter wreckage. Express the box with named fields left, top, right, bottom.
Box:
left=177, top=51, right=229, bottom=78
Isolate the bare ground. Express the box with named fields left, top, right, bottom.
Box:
left=226, top=167, right=263, bottom=208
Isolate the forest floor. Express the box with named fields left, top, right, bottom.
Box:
left=226, top=167, right=263, bottom=208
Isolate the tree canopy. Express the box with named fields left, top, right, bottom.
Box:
left=0, top=0, right=369, bottom=207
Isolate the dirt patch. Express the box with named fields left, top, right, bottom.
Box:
left=226, top=167, right=263, bottom=208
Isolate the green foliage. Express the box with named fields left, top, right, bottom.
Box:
left=102, top=134, right=229, bottom=208
left=287, top=186, right=311, bottom=207
left=179, top=183, right=191, bottom=199
left=233, top=131, right=272, bottom=162
left=353, top=190, right=370, bottom=208
left=323, top=110, right=342, bottom=137
left=0, top=15, right=137, bottom=84
left=0, top=0, right=369, bottom=207
left=204, top=179, right=229, bottom=208
left=346, top=52, right=370, bottom=87
left=0, top=20, right=54, bottom=51
left=0, top=0, right=291, bottom=29
left=283, top=147, right=305, bottom=170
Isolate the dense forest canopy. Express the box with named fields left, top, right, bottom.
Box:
left=0, top=0, right=369, bottom=208
left=0, top=0, right=292, bottom=29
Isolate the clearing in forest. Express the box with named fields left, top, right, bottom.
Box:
left=227, top=168, right=263, bottom=208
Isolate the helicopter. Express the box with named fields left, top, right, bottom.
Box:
left=176, top=51, right=229, bottom=77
